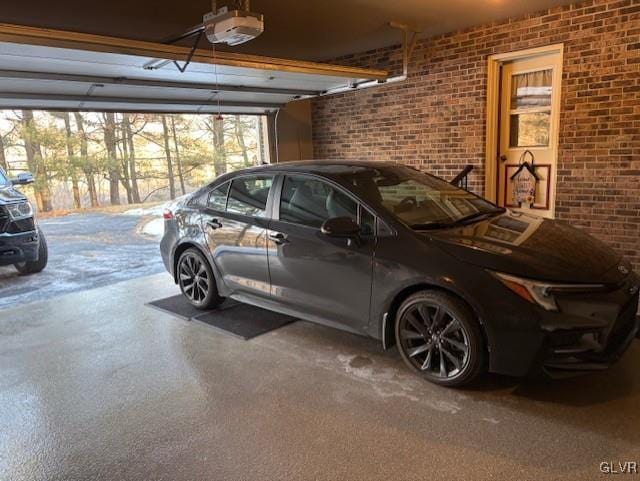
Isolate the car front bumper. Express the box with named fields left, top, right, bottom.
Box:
left=481, top=270, right=640, bottom=378
left=0, top=230, right=39, bottom=266
left=529, top=277, right=640, bottom=379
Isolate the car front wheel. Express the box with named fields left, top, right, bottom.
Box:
left=395, top=290, right=485, bottom=387
left=177, top=248, right=224, bottom=310
left=15, top=228, right=48, bottom=275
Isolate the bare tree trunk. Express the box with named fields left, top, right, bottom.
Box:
left=123, top=114, right=141, bottom=203
left=170, top=115, right=186, bottom=195
left=73, top=112, right=99, bottom=207
left=21, top=110, right=53, bottom=212
left=234, top=115, right=251, bottom=167
left=212, top=115, right=227, bottom=176
left=103, top=113, right=121, bottom=205
left=161, top=115, right=176, bottom=200
left=0, top=133, right=8, bottom=172
left=62, top=113, right=81, bottom=209
left=119, top=122, right=133, bottom=204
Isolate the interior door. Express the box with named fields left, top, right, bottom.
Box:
left=267, top=174, right=375, bottom=332
left=202, top=175, right=273, bottom=298
left=497, top=52, right=562, bottom=218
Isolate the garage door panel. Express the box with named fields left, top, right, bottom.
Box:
left=0, top=24, right=388, bottom=113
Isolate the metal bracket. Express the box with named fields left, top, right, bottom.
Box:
left=389, top=21, right=420, bottom=77
left=79, top=82, right=103, bottom=109
left=172, top=29, right=204, bottom=73
left=145, top=29, right=204, bottom=73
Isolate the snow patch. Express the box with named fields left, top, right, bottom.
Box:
left=122, top=203, right=167, bottom=217
left=141, top=218, right=164, bottom=238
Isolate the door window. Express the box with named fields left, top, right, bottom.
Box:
left=227, top=176, right=273, bottom=217
left=279, top=175, right=358, bottom=229
left=207, top=182, right=230, bottom=210
left=508, top=68, right=553, bottom=148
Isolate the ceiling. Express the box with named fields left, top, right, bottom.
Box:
left=1, top=0, right=576, bottom=61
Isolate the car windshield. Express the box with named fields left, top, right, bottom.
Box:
left=0, top=169, right=9, bottom=187
left=339, top=165, right=503, bottom=229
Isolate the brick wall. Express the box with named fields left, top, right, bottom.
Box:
left=311, top=0, right=640, bottom=271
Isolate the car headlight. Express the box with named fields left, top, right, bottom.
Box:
left=491, top=272, right=606, bottom=311
left=6, top=201, right=34, bottom=220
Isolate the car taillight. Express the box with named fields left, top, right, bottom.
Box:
left=163, top=209, right=174, bottom=220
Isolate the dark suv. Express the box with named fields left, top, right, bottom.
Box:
left=0, top=168, right=47, bottom=275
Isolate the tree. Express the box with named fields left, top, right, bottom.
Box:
left=61, top=112, right=82, bottom=209
left=117, top=116, right=134, bottom=204
left=0, top=129, right=8, bottom=172
left=170, top=115, right=186, bottom=195
left=203, top=115, right=227, bottom=176
left=122, top=114, right=141, bottom=203
left=161, top=114, right=176, bottom=199
left=233, top=115, right=251, bottom=167
left=103, top=112, right=121, bottom=205
left=73, top=112, right=99, bottom=207
left=20, top=110, right=53, bottom=212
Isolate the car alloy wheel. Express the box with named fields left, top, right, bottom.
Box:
left=395, top=291, right=484, bottom=386
left=398, top=302, right=470, bottom=378
left=178, top=252, right=211, bottom=305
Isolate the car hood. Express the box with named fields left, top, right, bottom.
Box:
left=0, top=185, right=27, bottom=204
left=425, top=211, right=625, bottom=284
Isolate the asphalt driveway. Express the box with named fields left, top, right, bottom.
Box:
left=0, top=211, right=165, bottom=309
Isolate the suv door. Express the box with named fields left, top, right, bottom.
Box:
left=201, top=175, right=274, bottom=299
left=267, top=174, right=376, bottom=332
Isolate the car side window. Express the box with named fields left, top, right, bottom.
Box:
left=227, top=176, right=273, bottom=217
left=360, top=206, right=376, bottom=236
left=207, top=182, right=230, bottom=211
left=279, top=175, right=358, bottom=229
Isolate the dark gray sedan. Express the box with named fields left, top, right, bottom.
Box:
left=160, top=161, right=639, bottom=387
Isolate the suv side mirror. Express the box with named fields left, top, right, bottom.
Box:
left=11, top=172, right=34, bottom=185
left=321, top=217, right=361, bottom=238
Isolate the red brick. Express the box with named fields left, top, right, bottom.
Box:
left=312, top=0, right=640, bottom=272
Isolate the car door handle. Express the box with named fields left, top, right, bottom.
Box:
left=268, top=232, right=289, bottom=245
left=206, top=218, right=223, bottom=230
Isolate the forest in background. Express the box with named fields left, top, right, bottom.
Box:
left=0, top=111, right=268, bottom=211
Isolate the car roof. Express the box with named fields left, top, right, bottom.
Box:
left=228, top=160, right=402, bottom=176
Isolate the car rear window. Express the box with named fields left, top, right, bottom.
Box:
left=227, top=176, right=273, bottom=217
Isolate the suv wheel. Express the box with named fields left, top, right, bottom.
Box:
left=395, top=290, right=485, bottom=387
left=15, top=228, right=48, bottom=275
left=177, top=248, right=224, bottom=310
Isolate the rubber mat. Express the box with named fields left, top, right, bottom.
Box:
left=192, top=303, right=297, bottom=340
left=147, top=294, right=296, bottom=340
left=146, top=294, right=209, bottom=320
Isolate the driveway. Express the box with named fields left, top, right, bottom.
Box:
left=0, top=211, right=166, bottom=308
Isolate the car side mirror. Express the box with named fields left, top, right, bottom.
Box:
left=11, top=172, right=34, bottom=185
left=321, top=217, right=361, bottom=238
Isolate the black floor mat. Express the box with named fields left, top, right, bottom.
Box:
left=192, top=304, right=297, bottom=340
left=147, top=295, right=238, bottom=320
left=147, top=294, right=206, bottom=320
left=147, top=294, right=296, bottom=340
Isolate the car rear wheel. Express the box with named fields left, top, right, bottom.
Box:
left=177, top=248, right=224, bottom=310
left=14, top=228, right=48, bottom=275
left=395, top=290, right=485, bottom=387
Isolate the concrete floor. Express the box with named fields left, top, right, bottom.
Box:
left=1, top=274, right=639, bottom=481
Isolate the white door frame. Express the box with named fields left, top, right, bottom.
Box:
left=484, top=44, right=564, bottom=206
